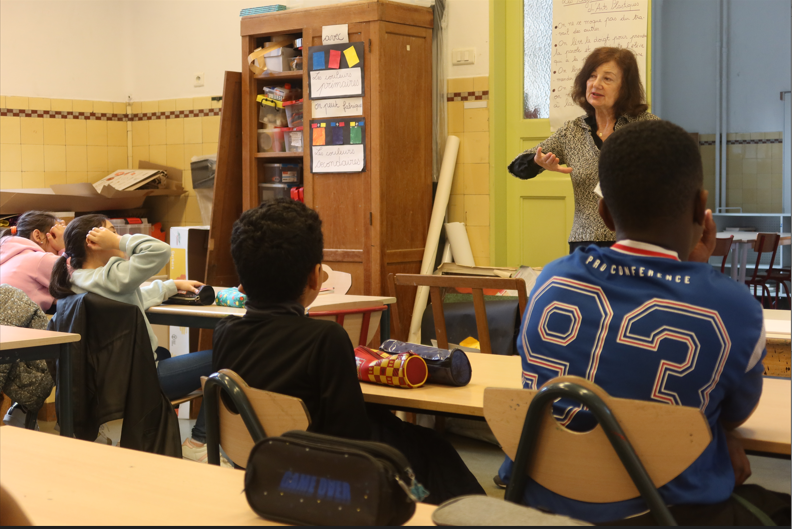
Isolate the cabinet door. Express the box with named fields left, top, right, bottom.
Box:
left=304, top=24, right=373, bottom=295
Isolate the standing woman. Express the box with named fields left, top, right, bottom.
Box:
left=509, top=47, right=659, bottom=253
left=0, top=211, right=65, bottom=312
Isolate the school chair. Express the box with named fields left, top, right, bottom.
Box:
left=308, top=305, right=388, bottom=346
left=766, top=266, right=791, bottom=309
left=47, top=292, right=181, bottom=456
left=483, top=376, right=711, bottom=526
left=387, top=273, right=528, bottom=355
left=202, top=369, right=310, bottom=468
left=744, top=233, right=780, bottom=307
left=711, top=235, right=734, bottom=274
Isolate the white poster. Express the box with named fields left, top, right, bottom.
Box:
left=311, top=97, right=364, bottom=119
left=322, top=24, right=349, bottom=45
left=309, top=68, right=363, bottom=99
left=312, top=145, right=365, bottom=173
left=549, top=0, right=649, bottom=131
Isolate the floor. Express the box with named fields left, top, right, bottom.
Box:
left=33, top=415, right=792, bottom=501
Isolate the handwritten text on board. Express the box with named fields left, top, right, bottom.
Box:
left=309, top=68, right=363, bottom=98
left=549, top=0, right=648, bottom=130
left=312, top=145, right=365, bottom=173
left=311, top=98, right=364, bottom=119
left=322, top=24, right=349, bottom=45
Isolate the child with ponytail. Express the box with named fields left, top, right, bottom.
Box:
left=49, top=214, right=220, bottom=464
left=0, top=211, right=66, bottom=312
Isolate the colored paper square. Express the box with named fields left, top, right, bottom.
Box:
left=331, top=126, right=344, bottom=145
left=350, top=126, right=362, bottom=144
left=321, top=123, right=326, bottom=127
left=329, top=49, right=341, bottom=69
left=313, top=51, right=325, bottom=70
left=344, top=46, right=360, bottom=67
left=312, top=127, right=326, bottom=145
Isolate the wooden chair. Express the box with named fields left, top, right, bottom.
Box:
left=308, top=305, right=387, bottom=346
left=745, top=233, right=780, bottom=307
left=711, top=235, right=734, bottom=274
left=483, top=376, right=711, bottom=525
left=387, top=274, right=528, bottom=355
left=202, top=369, right=310, bottom=468
left=766, top=267, right=791, bottom=309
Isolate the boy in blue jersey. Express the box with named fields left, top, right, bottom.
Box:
left=500, top=120, right=789, bottom=524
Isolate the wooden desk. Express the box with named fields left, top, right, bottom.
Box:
left=717, top=231, right=791, bottom=283
left=362, top=354, right=791, bottom=456
left=0, top=427, right=436, bottom=526
left=738, top=377, right=791, bottom=456
left=146, top=293, right=397, bottom=344
left=764, top=309, right=791, bottom=377
left=0, top=326, right=80, bottom=437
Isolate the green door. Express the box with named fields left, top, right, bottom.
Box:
left=491, top=0, right=574, bottom=268
left=490, top=0, right=652, bottom=268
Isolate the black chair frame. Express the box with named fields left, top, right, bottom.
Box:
left=504, top=381, right=677, bottom=526
left=203, top=372, right=267, bottom=466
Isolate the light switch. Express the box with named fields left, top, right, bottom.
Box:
left=452, top=48, right=476, bottom=66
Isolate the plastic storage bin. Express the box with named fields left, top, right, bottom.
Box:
left=259, top=183, right=292, bottom=204
left=258, top=96, right=287, bottom=128
left=262, top=163, right=303, bottom=184
left=283, top=99, right=303, bottom=127
left=284, top=127, right=304, bottom=152
left=109, top=218, right=151, bottom=236
left=263, top=46, right=296, bottom=72
left=258, top=128, right=287, bottom=153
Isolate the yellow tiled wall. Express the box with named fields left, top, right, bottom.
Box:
left=0, top=96, right=128, bottom=190
left=446, top=76, right=490, bottom=266
left=128, top=97, right=222, bottom=231
left=700, top=132, right=784, bottom=213
left=0, top=94, right=222, bottom=233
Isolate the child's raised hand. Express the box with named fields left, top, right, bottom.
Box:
left=86, top=226, right=121, bottom=251
left=174, top=280, right=204, bottom=294
left=46, top=221, right=66, bottom=253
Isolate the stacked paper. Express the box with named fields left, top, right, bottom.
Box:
left=92, top=169, right=167, bottom=193
left=240, top=5, right=287, bottom=16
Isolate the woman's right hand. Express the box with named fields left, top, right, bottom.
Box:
left=534, top=147, right=573, bottom=174
left=86, top=227, right=121, bottom=251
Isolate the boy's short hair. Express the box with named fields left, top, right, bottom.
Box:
left=230, top=199, right=323, bottom=303
left=599, top=120, right=703, bottom=231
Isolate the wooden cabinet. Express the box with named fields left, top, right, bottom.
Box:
left=240, top=0, right=433, bottom=302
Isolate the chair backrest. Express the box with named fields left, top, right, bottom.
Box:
left=308, top=305, right=387, bottom=346
left=201, top=369, right=310, bottom=468
left=387, top=273, right=528, bottom=355
left=749, top=233, right=780, bottom=281
left=711, top=235, right=733, bottom=273
left=483, top=376, right=711, bottom=504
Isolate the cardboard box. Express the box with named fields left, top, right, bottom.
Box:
left=0, top=161, right=185, bottom=214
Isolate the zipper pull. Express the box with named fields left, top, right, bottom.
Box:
left=395, top=469, right=429, bottom=502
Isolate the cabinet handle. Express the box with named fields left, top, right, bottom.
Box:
left=369, top=39, right=372, bottom=53
left=370, top=212, right=373, bottom=226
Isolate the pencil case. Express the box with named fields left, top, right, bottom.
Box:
left=379, top=340, right=472, bottom=387
left=354, top=346, right=428, bottom=389
left=162, top=285, right=215, bottom=306
left=245, top=430, right=425, bottom=526
left=215, top=287, right=247, bottom=308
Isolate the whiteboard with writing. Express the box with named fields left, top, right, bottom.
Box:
left=312, top=145, right=365, bottom=173
left=550, top=0, right=648, bottom=131
left=311, top=97, right=364, bottom=119
left=310, top=68, right=363, bottom=99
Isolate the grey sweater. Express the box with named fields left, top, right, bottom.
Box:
left=71, top=234, right=177, bottom=355
left=508, top=112, right=659, bottom=243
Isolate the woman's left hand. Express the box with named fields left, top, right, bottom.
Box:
left=174, top=280, right=204, bottom=294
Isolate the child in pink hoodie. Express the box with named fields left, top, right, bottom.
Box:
left=0, top=211, right=65, bottom=312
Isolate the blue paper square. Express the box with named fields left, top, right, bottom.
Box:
left=313, top=51, right=325, bottom=70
